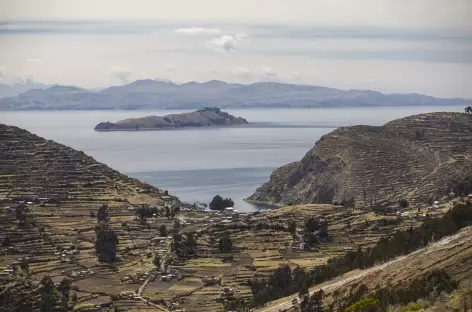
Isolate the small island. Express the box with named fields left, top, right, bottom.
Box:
left=94, top=107, right=248, bottom=131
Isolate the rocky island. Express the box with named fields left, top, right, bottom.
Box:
left=94, top=107, right=248, bottom=131
left=248, top=112, right=472, bottom=207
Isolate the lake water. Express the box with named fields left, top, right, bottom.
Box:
left=0, top=106, right=465, bottom=211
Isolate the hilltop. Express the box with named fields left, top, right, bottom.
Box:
left=94, top=107, right=248, bottom=131
left=0, top=79, right=470, bottom=110
left=248, top=112, right=472, bottom=207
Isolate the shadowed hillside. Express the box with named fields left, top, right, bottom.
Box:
left=248, top=112, right=472, bottom=207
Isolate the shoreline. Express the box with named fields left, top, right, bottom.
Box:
left=93, top=124, right=249, bottom=132
left=243, top=197, right=282, bottom=209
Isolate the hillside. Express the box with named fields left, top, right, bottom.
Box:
left=257, top=225, right=472, bottom=312
left=248, top=112, right=472, bottom=207
left=0, top=123, right=178, bottom=205
left=94, top=107, right=248, bottom=131
left=0, top=80, right=470, bottom=110
left=1, top=122, right=470, bottom=312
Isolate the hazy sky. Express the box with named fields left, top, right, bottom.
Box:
left=1, top=0, right=471, bottom=97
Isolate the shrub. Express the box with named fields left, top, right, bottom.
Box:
left=400, top=303, right=423, bottom=312
left=398, top=199, right=409, bottom=209
left=345, top=297, right=380, bottom=312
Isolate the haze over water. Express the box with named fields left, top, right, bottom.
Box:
left=1, top=106, right=464, bottom=211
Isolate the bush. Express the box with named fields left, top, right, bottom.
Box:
left=400, top=303, right=423, bottom=312
left=398, top=199, right=409, bottom=209
left=110, top=293, right=120, bottom=301
left=159, top=225, right=168, bottom=237
left=345, top=297, right=380, bottom=312
left=218, top=232, right=233, bottom=252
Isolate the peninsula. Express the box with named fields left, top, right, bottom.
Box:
left=248, top=112, right=472, bottom=208
left=94, top=107, right=248, bottom=131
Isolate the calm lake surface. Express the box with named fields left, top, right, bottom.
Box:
left=0, top=106, right=464, bottom=211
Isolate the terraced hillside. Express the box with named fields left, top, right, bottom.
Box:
left=258, top=225, right=472, bottom=312
left=249, top=112, right=472, bottom=207
left=0, top=123, right=183, bottom=311
left=0, top=123, right=175, bottom=205
left=0, top=122, right=466, bottom=312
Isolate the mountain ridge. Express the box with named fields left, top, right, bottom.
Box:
left=0, top=79, right=470, bottom=110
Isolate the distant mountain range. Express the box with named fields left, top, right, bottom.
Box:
left=0, top=79, right=470, bottom=110
left=0, top=80, right=49, bottom=99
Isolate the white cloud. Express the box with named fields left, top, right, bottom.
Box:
left=175, top=27, right=221, bottom=35
left=209, top=35, right=237, bottom=52
left=208, top=34, right=247, bottom=52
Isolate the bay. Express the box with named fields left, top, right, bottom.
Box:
left=0, top=106, right=465, bottom=211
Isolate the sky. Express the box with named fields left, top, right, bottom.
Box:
left=0, top=0, right=471, bottom=98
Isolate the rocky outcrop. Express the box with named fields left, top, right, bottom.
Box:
left=248, top=112, right=472, bottom=207
left=94, top=107, right=248, bottom=131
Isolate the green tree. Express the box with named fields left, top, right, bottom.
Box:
left=15, top=203, right=27, bottom=224
left=58, top=278, right=72, bottom=310
left=40, top=275, right=59, bottom=312
left=95, top=222, right=119, bottom=262
left=209, top=195, right=234, bottom=211
left=288, top=221, right=297, bottom=235
left=97, top=203, right=109, bottom=222
left=398, top=199, right=409, bottom=209
left=303, top=217, right=329, bottom=247
left=159, top=225, right=168, bottom=237
left=301, top=289, right=325, bottom=312
left=135, top=205, right=146, bottom=224
left=185, top=232, right=198, bottom=254
left=20, top=259, right=29, bottom=275
left=58, top=278, right=71, bottom=300
left=218, top=232, right=233, bottom=252
left=2, top=236, right=10, bottom=247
